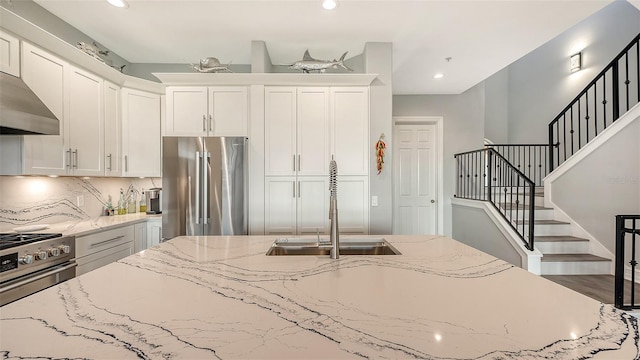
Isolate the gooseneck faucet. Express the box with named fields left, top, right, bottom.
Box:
left=329, top=157, right=340, bottom=259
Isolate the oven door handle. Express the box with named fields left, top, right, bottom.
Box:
left=0, top=262, right=77, bottom=294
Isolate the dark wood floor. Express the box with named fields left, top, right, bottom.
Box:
left=543, top=275, right=640, bottom=305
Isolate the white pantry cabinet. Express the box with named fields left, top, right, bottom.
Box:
left=122, top=88, right=161, bottom=177
left=264, top=87, right=329, bottom=176
left=336, top=176, right=369, bottom=234
left=165, top=86, right=248, bottom=136
left=104, top=81, right=122, bottom=176
left=330, top=87, right=369, bottom=175
left=0, top=29, right=20, bottom=76
left=264, top=177, right=329, bottom=235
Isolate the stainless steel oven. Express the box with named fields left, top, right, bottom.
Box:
left=0, top=233, right=76, bottom=306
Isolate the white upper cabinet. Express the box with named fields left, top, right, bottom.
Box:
left=264, top=87, right=329, bottom=176
left=331, top=87, right=369, bottom=175
left=0, top=29, right=20, bottom=76
left=67, top=66, right=104, bottom=176
left=104, top=80, right=121, bottom=176
left=165, top=86, right=247, bottom=136
left=122, top=88, right=161, bottom=177
left=21, top=42, right=68, bottom=175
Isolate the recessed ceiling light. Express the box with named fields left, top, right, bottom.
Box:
left=107, top=0, right=129, bottom=8
left=322, top=0, right=337, bottom=10
left=434, top=73, right=444, bottom=79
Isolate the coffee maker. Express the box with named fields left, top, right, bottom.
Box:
left=145, top=188, right=162, bottom=214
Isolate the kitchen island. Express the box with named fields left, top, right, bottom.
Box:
left=1, top=235, right=638, bottom=359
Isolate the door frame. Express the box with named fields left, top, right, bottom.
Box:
left=392, top=116, right=444, bottom=235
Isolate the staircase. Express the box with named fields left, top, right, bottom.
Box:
left=501, top=187, right=611, bottom=275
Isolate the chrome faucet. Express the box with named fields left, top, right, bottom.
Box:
left=329, top=157, right=339, bottom=259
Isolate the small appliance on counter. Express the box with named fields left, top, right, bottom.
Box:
left=145, top=188, right=162, bottom=214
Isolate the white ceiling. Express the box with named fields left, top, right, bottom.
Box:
left=32, top=0, right=615, bottom=94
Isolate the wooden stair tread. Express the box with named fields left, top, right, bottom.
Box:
left=535, top=236, right=589, bottom=242
left=541, top=254, right=610, bottom=262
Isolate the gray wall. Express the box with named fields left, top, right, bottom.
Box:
left=393, top=82, right=485, bottom=236
left=452, top=204, right=522, bottom=267
left=504, top=1, right=640, bottom=143
left=365, top=42, right=393, bottom=234
left=483, top=67, right=509, bottom=144
left=552, top=114, right=640, bottom=253
left=0, top=0, right=131, bottom=70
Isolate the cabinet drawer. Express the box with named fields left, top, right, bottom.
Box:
left=76, top=226, right=134, bottom=258
left=75, top=242, right=134, bottom=276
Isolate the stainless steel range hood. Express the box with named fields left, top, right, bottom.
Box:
left=0, top=72, right=60, bottom=135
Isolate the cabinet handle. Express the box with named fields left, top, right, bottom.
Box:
left=202, top=115, right=206, bottom=132
left=292, top=181, right=295, bottom=198
left=124, top=155, right=128, bottom=172
left=66, top=149, right=71, bottom=169
left=72, top=149, right=78, bottom=169
left=298, top=155, right=301, bottom=172
left=107, top=154, right=112, bottom=171
left=90, top=235, right=125, bottom=247
left=298, top=181, right=300, bottom=198
left=292, top=155, right=296, bottom=172
left=209, top=114, right=213, bottom=133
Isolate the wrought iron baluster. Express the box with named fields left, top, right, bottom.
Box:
left=625, top=52, right=630, bottom=111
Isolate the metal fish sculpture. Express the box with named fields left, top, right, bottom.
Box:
left=191, top=57, right=233, bottom=73
left=290, top=50, right=353, bottom=73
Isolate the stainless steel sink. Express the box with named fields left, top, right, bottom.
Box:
left=266, top=238, right=401, bottom=256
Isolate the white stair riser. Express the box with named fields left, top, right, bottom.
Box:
left=498, top=208, right=555, bottom=220
left=541, top=261, right=611, bottom=275
left=533, top=224, right=572, bottom=236
left=536, top=241, right=590, bottom=254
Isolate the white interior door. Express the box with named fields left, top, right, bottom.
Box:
left=393, top=123, right=437, bottom=234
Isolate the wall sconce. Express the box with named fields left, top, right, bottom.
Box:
left=570, top=52, right=582, bottom=72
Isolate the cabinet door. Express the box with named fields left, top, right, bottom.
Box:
left=134, top=223, right=147, bottom=253
left=165, top=86, right=208, bottom=136
left=331, top=87, right=369, bottom=175
left=104, top=81, right=121, bottom=176
left=337, top=176, right=369, bottom=234
left=264, top=177, right=297, bottom=235
left=297, top=87, right=329, bottom=176
left=21, top=42, right=68, bottom=175
left=265, top=87, right=296, bottom=176
left=297, top=176, right=329, bottom=235
left=209, top=87, right=248, bottom=136
left=68, top=66, right=103, bottom=176
left=122, top=88, right=161, bottom=177
left=0, top=29, right=20, bottom=76
left=147, top=220, right=162, bottom=248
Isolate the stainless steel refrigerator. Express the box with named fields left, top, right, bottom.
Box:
left=162, top=137, right=248, bottom=239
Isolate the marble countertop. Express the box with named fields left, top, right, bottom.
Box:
left=2, top=213, right=162, bottom=238
left=1, top=235, right=637, bottom=359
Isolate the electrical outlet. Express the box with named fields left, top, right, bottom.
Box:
left=77, top=195, right=84, bottom=207
left=371, top=196, right=378, bottom=207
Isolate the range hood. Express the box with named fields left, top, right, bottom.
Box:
left=0, top=72, right=60, bottom=135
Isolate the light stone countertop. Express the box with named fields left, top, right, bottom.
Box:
left=1, top=235, right=638, bottom=359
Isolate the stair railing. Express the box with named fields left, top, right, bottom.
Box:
left=615, top=215, right=640, bottom=310
left=549, top=33, right=640, bottom=171
left=455, top=148, right=535, bottom=251
left=484, top=143, right=558, bottom=186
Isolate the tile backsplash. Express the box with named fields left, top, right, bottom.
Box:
left=0, top=176, right=161, bottom=231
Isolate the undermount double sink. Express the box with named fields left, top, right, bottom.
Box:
left=266, top=237, right=401, bottom=256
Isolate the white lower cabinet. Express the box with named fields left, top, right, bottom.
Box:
left=264, top=176, right=328, bottom=235
left=336, top=176, right=369, bottom=234
left=75, top=225, right=135, bottom=276
left=146, top=218, right=162, bottom=248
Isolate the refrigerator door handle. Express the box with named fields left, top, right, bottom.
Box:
left=196, top=151, right=201, bottom=224
left=203, top=151, right=210, bottom=225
